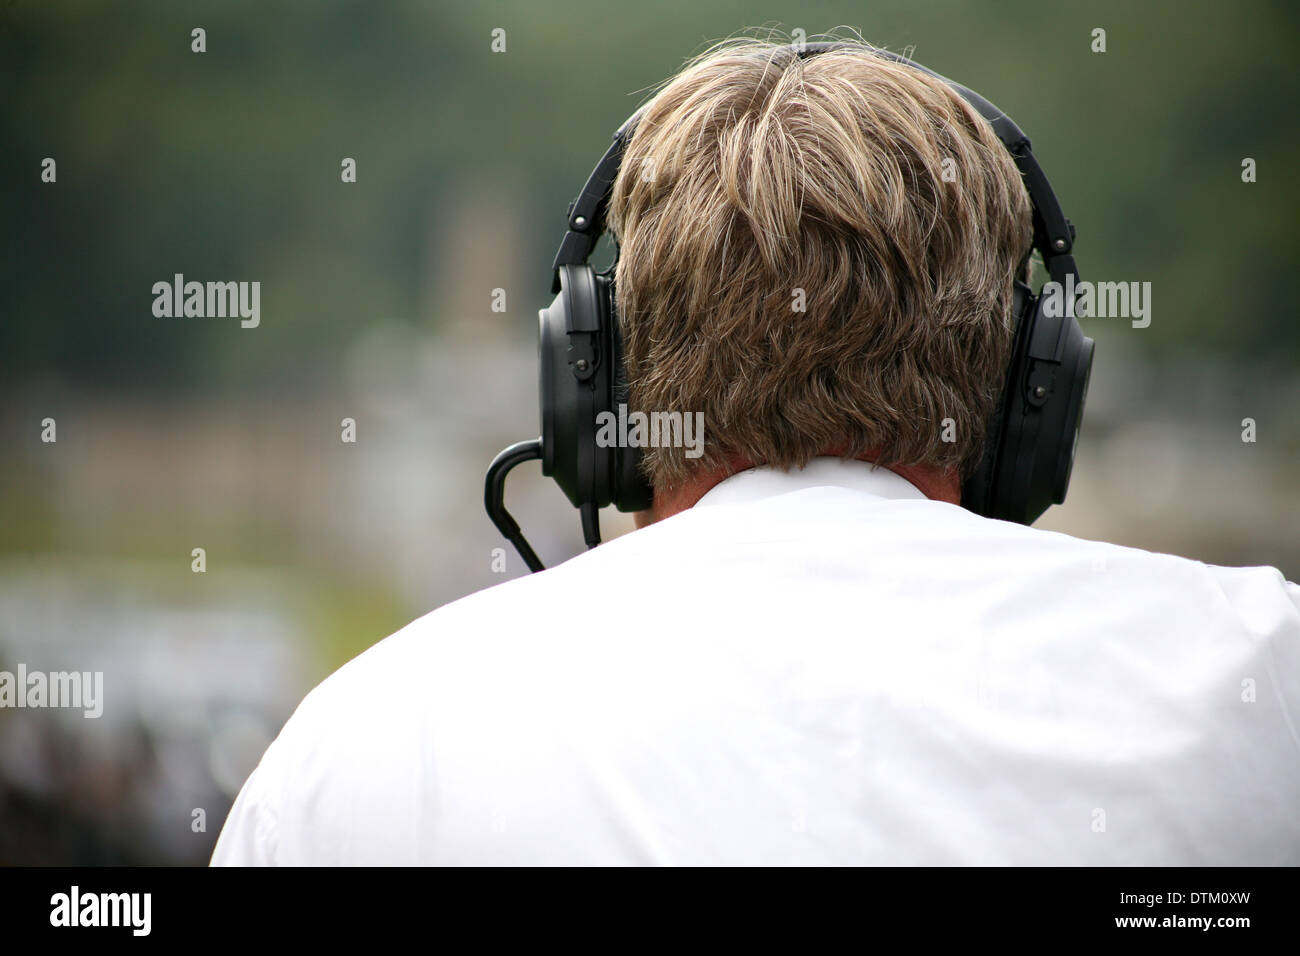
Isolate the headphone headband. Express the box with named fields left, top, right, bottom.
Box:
left=553, top=43, right=1075, bottom=298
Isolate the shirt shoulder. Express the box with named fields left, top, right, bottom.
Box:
left=209, top=569, right=580, bottom=865
left=210, top=497, right=1300, bottom=865
left=209, top=737, right=283, bottom=865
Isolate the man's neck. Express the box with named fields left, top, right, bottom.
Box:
left=636, top=452, right=962, bottom=527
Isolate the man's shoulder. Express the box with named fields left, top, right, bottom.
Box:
left=268, top=496, right=1300, bottom=750
left=217, top=502, right=1299, bottom=864
left=212, top=570, right=576, bottom=864
left=944, top=507, right=1300, bottom=636
left=272, top=554, right=630, bottom=754
left=289, top=571, right=560, bottom=723
left=306, top=504, right=1299, bottom=695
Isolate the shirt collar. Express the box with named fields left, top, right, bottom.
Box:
left=694, top=457, right=929, bottom=509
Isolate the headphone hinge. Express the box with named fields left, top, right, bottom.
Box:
left=569, top=331, right=598, bottom=382
left=1025, top=361, right=1054, bottom=408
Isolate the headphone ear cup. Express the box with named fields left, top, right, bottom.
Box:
left=965, top=278, right=1094, bottom=524
left=539, top=264, right=611, bottom=509
left=539, top=265, right=653, bottom=517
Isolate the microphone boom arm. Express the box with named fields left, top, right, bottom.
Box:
left=484, top=439, right=546, bottom=573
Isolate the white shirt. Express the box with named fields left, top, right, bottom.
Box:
left=211, top=458, right=1300, bottom=865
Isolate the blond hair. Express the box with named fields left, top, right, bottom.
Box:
left=607, top=36, right=1033, bottom=490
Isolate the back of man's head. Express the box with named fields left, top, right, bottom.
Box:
left=608, top=38, right=1033, bottom=494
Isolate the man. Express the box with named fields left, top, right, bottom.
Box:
left=213, top=39, right=1300, bottom=865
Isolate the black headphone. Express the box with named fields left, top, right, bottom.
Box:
left=487, top=41, right=1094, bottom=573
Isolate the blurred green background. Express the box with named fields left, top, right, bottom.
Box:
left=1, top=0, right=1296, bottom=864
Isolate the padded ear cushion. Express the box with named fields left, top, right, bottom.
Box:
left=1054, top=335, right=1094, bottom=500
left=962, top=281, right=1033, bottom=517
left=608, top=289, right=654, bottom=512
